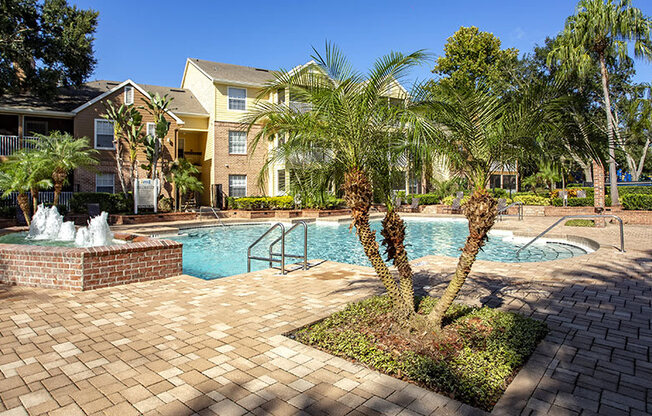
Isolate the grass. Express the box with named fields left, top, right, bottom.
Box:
left=291, top=296, right=547, bottom=411
left=565, top=219, right=595, bottom=227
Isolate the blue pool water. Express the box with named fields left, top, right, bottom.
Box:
left=171, top=218, right=589, bottom=280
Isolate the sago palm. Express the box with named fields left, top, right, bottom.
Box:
left=243, top=44, right=427, bottom=320
left=33, top=131, right=98, bottom=205
left=548, top=0, right=652, bottom=205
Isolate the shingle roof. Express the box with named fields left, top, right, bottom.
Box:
left=189, top=58, right=275, bottom=86
left=0, top=80, right=208, bottom=116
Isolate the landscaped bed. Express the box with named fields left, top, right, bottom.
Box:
left=290, top=296, right=547, bottom=411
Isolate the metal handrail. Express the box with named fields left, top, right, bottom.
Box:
left=516, top=214, right=625, bottom=256
left=247, top=223, right=286, bottom=273
left=498, top=201, right=524, bottom=221
left=209, top=207, right=225, bottom=226
left=269, top=221, right=308, bottom=271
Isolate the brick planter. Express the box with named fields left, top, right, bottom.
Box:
left=301, top=209, right=351, bottom=217
left=110, top=212, right=198, bottom=225
left=0, top=236, right=182, bottom=291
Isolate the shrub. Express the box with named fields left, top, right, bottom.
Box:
left=551, top=196, right=611, bottom=207
left=622, top=194, right=652, bottom=210
left=565, top=219, right=595, bottom=227
left=293, top=296, right=547, bottom=411
left=158, top=197, right=174, bottom=212
left=551, top=187, right=593, bottom=198
left=617, top=186, right=652, bottom=196
left=228, top=196, right=294, bottom=210
left=441, top=195, right=470, bottom=206
left=406, top=193, right=441, bottom=205
left=513, top=195, right=550, bottom=206
left=0, top=206, right=16, bottom=219
left=69, top=192, right=133, bottom=214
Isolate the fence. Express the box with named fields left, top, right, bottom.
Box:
left=0, top=136, right=38, bottom=156
left=0, top=191, right=74, bottom=209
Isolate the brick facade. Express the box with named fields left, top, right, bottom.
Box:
left=0, top=238, right=182, bottom=291
left=213, top=120, right=267, bottom=197
left=73, top=86, right=180, bottom=197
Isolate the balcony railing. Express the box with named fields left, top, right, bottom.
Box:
left=0, top=135, right=38, bottom=156
left=1, top=191, right=74, bottom=208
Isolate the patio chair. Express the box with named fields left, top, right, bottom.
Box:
left=496, top=198, right=507, bottom=221
left=443, top=197, right=462, bottom=214
left=87, top=203, right=100, bottom=218
left=456, top=191, right=464, bottom=199
left=577, top=190, right=586, bottom=198
left=394, top=196, right=403, bottom=209
left=399, top=197, right=420, bottom=213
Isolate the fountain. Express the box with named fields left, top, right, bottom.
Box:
left=27, top=204, right=113, bottom=247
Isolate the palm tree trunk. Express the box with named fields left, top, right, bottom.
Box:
left=599, top=54, right=620, bottom=206
left=427, top=189, right=497, bottom=329
left=381, top=209, right=415, bottom=316
left=30, top=187, right=38, bottom=213
left=17, top=193, right=31, bottom=226
left=343, top=168, right=406, bottom=317
left=52, top=168, right=67, bottom=206
left=114, top=144, right=127, bottom=195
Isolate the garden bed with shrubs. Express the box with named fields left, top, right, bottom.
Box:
left=291, top=295, right=548, bottom=411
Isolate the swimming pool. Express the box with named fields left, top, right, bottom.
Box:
left=172, top=218, right=591, bottom=280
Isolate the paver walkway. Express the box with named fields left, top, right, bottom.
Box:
left=0, top=217, right=651, bottom=416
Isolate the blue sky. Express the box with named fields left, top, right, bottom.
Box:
left=72, top=0, right=652, bottom=88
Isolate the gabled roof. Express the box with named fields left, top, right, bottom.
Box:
left=187, top=58, right=276, bottom=86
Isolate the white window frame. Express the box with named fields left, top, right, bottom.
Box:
left=95, top=173, right=115, bottom=193
left=229, top=174, right=247, bottom=198
left=124, top=86, right=134, bottom=105
left=227, top=87, right=247, bottom=111
left=277, top=169, right=286, bottom=195
left=228, top=130, right=247, bottom=155
left=94, top=119, right=115, bottom=150
left=146, top=122, right=157, bottom=138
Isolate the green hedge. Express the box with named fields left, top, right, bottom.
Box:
left=622, top=194, right=652, bottom=210
left=227, top=196, right=294, bottom=210
left=618, top=186, right=652, bottom=196
left=405, top=193, right=441, bottom=205
left=513, top=195, right=550, bottom=206
left=551, top=196, right=612, bottom=207
left=69, top=192, right=133, bottom=214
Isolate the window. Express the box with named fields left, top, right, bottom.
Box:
left=95, top=173, right=114, bottom=193
left=229, top=175, right=247, bottom=198
left=24, top=120, right=48, bottom=136
left=228, top=131, right=246, bottom=154
left=277, top=169, right=286, bottom=194
left=228, top=87, right=246, bottom=111
left=94, top=119, right=114, bottom=149
left=146, top=122, right=156, bottom=138
left=124, top=86, right=134, bottom=105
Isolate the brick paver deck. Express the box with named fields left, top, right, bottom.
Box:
left=0, top=217, right=651, bottom=415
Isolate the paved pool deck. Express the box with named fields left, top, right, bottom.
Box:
left=0, top=216, right=651, bottom=416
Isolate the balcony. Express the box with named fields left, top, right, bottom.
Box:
left=0, top=135, right=37, bottom=156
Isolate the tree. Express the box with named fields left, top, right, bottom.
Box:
left=103, top=101, right=145, bottom=196
left=0, top=0, right=98, bottom=98
left=614, top=83, right=652, bottom=181
left=433, top=26, right=519, bottom=90
left=418, top=81, right=558, bottom=329
left=141, top=93, right=173, bottom=181
left=11, top=148, right=52, bottom=212
left=244, top=44, right=427, bottom=321
left=0, top=156, right=45, bottom=225
left=167, top=158, right=204, bottom=210
left=548, top=0, right=652, bottom=205
left=32, top=131, right=98, bottom=205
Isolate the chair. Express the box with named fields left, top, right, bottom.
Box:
left=399, top=197, right=420, bottom=213
left=443, top=197, right=462, bottom=214
left=456, top=191, right=464, bottom=199
left=577, top=190, right=586, bottom=198
left=496, top=198, right=507, bottom=221
left=394, top=196, right=403, bottom=209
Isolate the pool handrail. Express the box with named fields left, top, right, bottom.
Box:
left=247, top=222, right=285, bottom=274
left=498, top=201, right=524, bottom=221
left=268, top=221, right=308, bottom=272
left=515, top=214, right=625, bottom=256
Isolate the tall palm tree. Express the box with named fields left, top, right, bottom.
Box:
left=548, top=0, right=652, bottom=205
left=33, top=132, right=98, bottom=206
left=418, top=81, right=556, bottom=329
left=141, top=93, right=173, bottom=180
left=243, top=44, right=427, bottom=320
left=103, top=101, right=145, bottom=195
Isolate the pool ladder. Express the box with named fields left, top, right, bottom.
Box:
left=247, top=221, right=308, bottom=275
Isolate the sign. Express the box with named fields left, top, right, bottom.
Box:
left=134, top=179, right=160, bottom=213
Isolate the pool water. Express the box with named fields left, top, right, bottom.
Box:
left=172, top=218, right=590, bottom=280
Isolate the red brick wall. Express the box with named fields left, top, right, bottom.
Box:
left=0, top=238, right=182, bottom=291
left=213, top=121, right=267, bottom=197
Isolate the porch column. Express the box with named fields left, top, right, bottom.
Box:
left=18, top=114, right=23, bottom=139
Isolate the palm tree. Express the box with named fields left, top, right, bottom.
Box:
left=32, top=132, right=98, bottom=206
left=548, top=0, right=652, bottom=205
left=141, top=93, right=173, bottom=180
left=418, top=81, right=556, bottom=329
left=167, top=158, right=204, bottom=210
left=0, top=157, right=45, bottom=226
left=243, top=44, right=427, bottom=320
left=10, top=149, right=52, bottom=212
left=103, top=101, right=145, bottom=195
